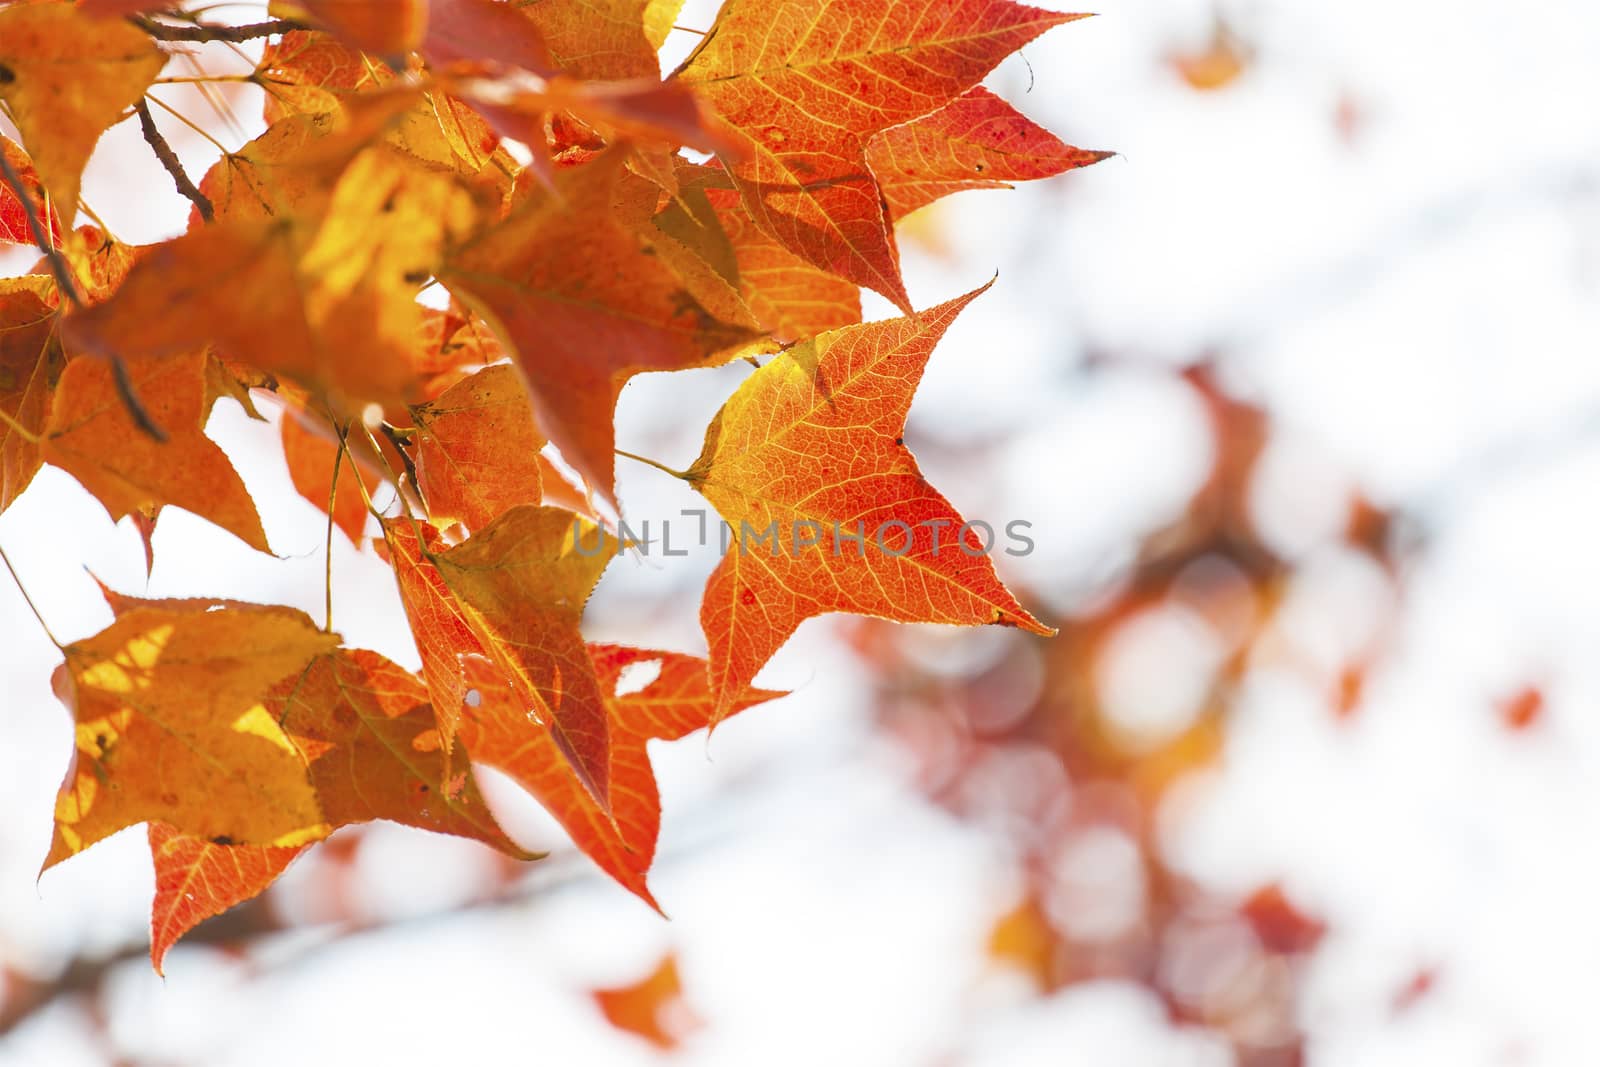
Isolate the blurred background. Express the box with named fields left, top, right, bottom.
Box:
left=6, top=0, right=1600, bottom=1064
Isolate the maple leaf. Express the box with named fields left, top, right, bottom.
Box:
left=422, top=0, right=558, bottom=72
left=273, top=0, right=431, bottom=56
left=0, top=275, right=62, bottom=515
left=281, top=407, right=383, bottom=546
left=591, top=952, right=702, bottom=1050
left=47, top=603, right=339, bottom=868
left=865, top=86, right=1112, bottom=221
left=147, top=822, right=305, bottom=976
left=680, top=0, right=1087, bottom=309
left=707, top=185, right=862, bottom=343
left=381, top=517, right=487, bottom=753
left=410, top=363, right=545, bottom=533
left=986, top=894, right=1057, bottom=988
left=259, top=31, right=512, bottom=205
left=684, top=283, right=1053, bottom=716
left=58, top=225, right=136, bottom=305
left=409, top=306, right=505, bottom=399
left=64, top=125, right=480, bottom=410
left=272, top=647, right=533, bottom=856
left=0, top=135, right=60, bottom=248
left=460, top=645, right=785, bottom=909
left=422, top=0, right=724, bottom=180
left=521, top=0, right=667, bottom=81
left=0, top=3, right=165, bottom=225
left=430, top=505, right=621, bottom=807
left=443, top=148, right=766, bottom=505
left=41, top=349, right=271, bottom=554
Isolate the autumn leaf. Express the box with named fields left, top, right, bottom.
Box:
left=986, top=894, right=1057, bottom=988
left=685, top=283, right=1053, bottom=716
left=0, top=3, right=165, bottom=224
left=65, top=132, right=480, bottom=409
left=281, top=407, right=383, bottom=546
left=47, top=603, right=339, bottom=868
left=41, top=349, right=271, bottom=554
left=641, top=0, right=685, bottom=51
left=0, top=275, right=62, bottom=514
left=431, top=505, right=620, bottom=807
left=272, top=0, right=430, bottom=56
left=423, top=0, right=723, bottom=179
left=423, top=0, right=557, bottom=72
left=591, top=952, right=702, bottom=1050
left=58, top=225, right=136, bottom=305
left=143, top=645, right=535, bottom=974
left=147, top=822, right=305, bottom=976
left=521, top=0, right=667, bottom=81
left=444, top=149, right=766, bottom=504
left=0, top=135, right=60, bottom=248
left=866, top=86, right=1112, bottom=221
left=460, top=645, right=785, bottom=909
left=410, top=363, right=545, bottom=533
left=409, top=306, right=505, bottom=399
left=259, top=31, right=512, bottom=205
left=681, top=0, right=1086, bottom=308
left=378, top=519, right=481, bottom=764
left=706, top=185, right=862, bottom=343
left=272, top=647, right=532, bottom=856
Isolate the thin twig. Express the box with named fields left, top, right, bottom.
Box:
left=325, top=429, right=347, bottom=633
left=379, top=422, right=420, bottom=492
left=133, top=16, right=305, bottom=43
left=135, top=100, right=213, bottom=223
left=0, top=146, right=79, bottom=307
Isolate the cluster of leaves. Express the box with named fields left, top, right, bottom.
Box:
left=0, top=0, right=1104, bottom=971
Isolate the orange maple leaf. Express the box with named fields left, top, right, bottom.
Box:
left=0, top=136, right=60, bottom=248
left=42, top=349, right=271, bottom=554
left=0, top=4, right=165, bottom=224
left=47, top=603, right=339, bottom=868
left=147, top=822, right=305, bottom=976
left=429, top=506, right=621, bottom=808
left=866, top=86, right=1112, bottom=221
left=684, top=282, right=1054, bottom=716
left=461, top=645, right=785, bottom=909
left=681, top=0, right=1088, bottom=309
left=591, top=952, right=702, bottom=1050
left=0, top=276, right=62, bottom=515
left=443, top=149, right=767, bottom=505
left=410, top=363, right=546, bottom=534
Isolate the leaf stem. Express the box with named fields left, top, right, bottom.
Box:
left=324, top=431, right=347, bottom=633
left=0, top=404, right=42, bottom=447
left=328, top=416, right=387, bottom=527
left=0, top=542, right=63, bottom=652
left=615, top=449, right=689, bottom=480
left=144, top=92, right=231, bottom=155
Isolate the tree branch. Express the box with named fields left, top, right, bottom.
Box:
left=135, top=99, right=213, bottom=223
left=133, top=16, right=307, bottom=43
